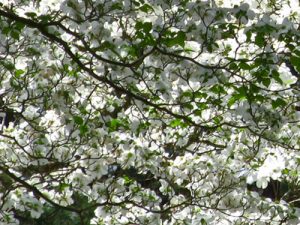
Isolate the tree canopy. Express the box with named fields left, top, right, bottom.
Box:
left=0, top=0, right=300, bottom=224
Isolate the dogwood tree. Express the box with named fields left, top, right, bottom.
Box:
left=0, top=0, right=300, bottom=224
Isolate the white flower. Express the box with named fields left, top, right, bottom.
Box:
left=23, top=105, right=39, bottom=119
left=256, top=177, right=269, bottom=189
left=279, top=63, right=298, bottom=85
left=248, top=154, right=286, bottom=189
left=40, top=110, right=61, bottom=127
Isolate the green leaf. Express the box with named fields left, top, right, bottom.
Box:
left=111, top=2, right=122, bottom=10
left=207, top=43, right=213, bottom=53
left=193, top=109, right=202, bottom=116
left=255, top=33, right=265, bottom=47
left=135, top=21, right=152, bottom=34
left=59, top=183, right=69, bottom=192
left=143, top=22, right=152, bottom=34
left=239, top=62, right=251, bottom=70
left=170, top=119, right=187, bottom=128
left=282, top=168, right=289, bottom=175
left=194, top=92, right=208, bottom=99
left=196, top=102, right=208, bottom=110
left=79, top=125, right=88, bottom=135
left=25, top=12, right=37, bottom=18
left=271, top=70, right=283, bottom=84
left=28, top=47, right=41, bottom=56
left=73, top=116, right=84, bottom=125
left=254, top=94, right=264, bottom=102
left=10, top=30, right=20, bottom=40
left=139, top=3, right=154, bottom=13
left=227, top=96, right=237, bottom=107
left=2, top=26, right=10, bottom=35
left=132, top=0, right=141, bottom=6
left=123, top=175, right=134, bottom=185
left=272, top=98, right=287, bottom=109
left=183, top=103, right=193, bottom=110
left=246, top=30, right=252, bottom=42
left=290, top=55, right=300, bottom=72
left=201, top=218, right=207, bottom=225
left=293, top=49, right=300, bottom=57
left=228, top=86, right=248, bottom=107
left=38, top=15, right=52, bottom=24
left=14, top=21, right=25, bottom=31
left=290, top=55, right=300, bottom=66
left=14, top=69, right=24, bottom=78
left=236, top=86, right=248, bottom=96
left=249, top=84, right=259, bottom=94
left=221, top=31, right=233, bottom=39
left=262, top=78, right=271, bottom=87
left=109, top=119, right=121, bottom=131
left=99, top=41, right=116, bottom=51
left=165, top=31, right=186, bottom=47
left=213, top=115, right=223, bottom=124
left=286, top=43, right=295, bottom=51
left=2, top=62, right=15, bottom=71
left=253, top=57, right=264, bottom=67
left=229, top=62, right=238, bottom=70
left=181, top=91, right=193, bottom=99
left=78, top=105, right=88, bottom=115
left=210, top=85, right=226, bottom=94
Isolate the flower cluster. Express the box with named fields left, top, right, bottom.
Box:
left=0, top=0, right=299, bottom=224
